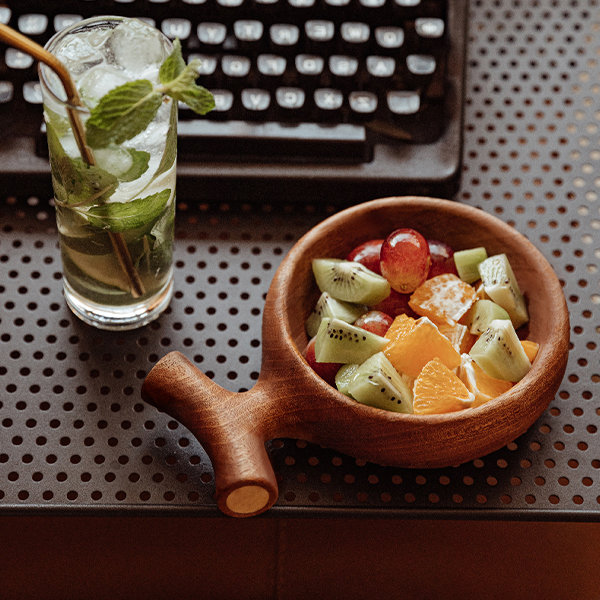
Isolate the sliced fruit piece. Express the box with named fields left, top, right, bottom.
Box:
left=521, top=340, right=540, bottom=363
left=370, top=288, right=417, bottom=319
left=63, top=246, right=130, bottom=291
left=380, top=228, right=431, bottom=293
left=305, top=291, right=366, bottom=338
left=335, top=363, right=359, bottom=396
left=312, top=258, right=391, bottom=305
left=354, top=310, right=394, bottom=337
left=469, top=319, right=532, bottom=382
left=408, top=273, right=477, bottom=325
left=347, top=352, right=414, bottom=413
left=463, top=298, right=511, bottom=335
left=474, top=282, right=490, bottom=300
left=314, top=317, right=388, bottom=364
left=304, top=337, right=342, bottom=386
left=454, top=246, right=488, bottom=283
left=384, top=316, right=461, bottom=379
left=346, top=239, right=383, bottom=274
left=427, top=239, right=458, bottom=279
left=458, top=353, right=513, bottom=408
left=437, top=320, right=477, bottom=354
left=384, top=313, right=417, bottom=342
left=413, top=358, right=475, bottom=415
left=478, top=253, right=529, bottom=328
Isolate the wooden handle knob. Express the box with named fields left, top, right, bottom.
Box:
left=141, top=352, right=278, bottom=517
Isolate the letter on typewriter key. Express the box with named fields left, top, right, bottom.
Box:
left=18, top=14, right=48, bottom=36
left=222, top=56, right=252, bottom=78
left=241, top=89, right=271, bottom=112
left=374, top=26, right=405, bottom=49
left=270, top=24, right=300, bottom=47
left=305, top=20, right=335, bottom=43
left=276, top=88, right=305, bottom=111
left=367, top=56, right=396, bottom=78
left=257, top=55, right=287, bottom=77
left=161, top=19, right=192, bottom=41
left=349, top=91, right=378, bottom=116
left=197, top=23, right=227, bottom=46
left=314, top=88, right=343, bottom=111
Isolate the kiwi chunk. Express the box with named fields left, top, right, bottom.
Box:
left=478, top=254, right=529, bottom=328
left=305, top=292, right=366, bottom=338
left=347, top=352, right=414, bottom=413
left=469, top=319, right=531, bottom=382
left=314, top=317, right=388, bottom=364
left=464, top=299, right=511, bottom=335
left=312, top=258, right=391, bottom=305
left=454, top=247, right=488, bottom=283
left=335, top=363, right=359, bottom=396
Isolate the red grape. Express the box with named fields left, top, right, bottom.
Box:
left=354, top=310, right=394, bottom=337
left=427, top=239, right=458, bottom=279
left=380, top=228, right=431, bottom=293
left=304, top=337, right=342, bottom=385
left=346, top=239, right=384, bottom=274
left=370, top=288, right=417, bottom=318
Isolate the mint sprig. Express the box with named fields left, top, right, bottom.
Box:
left=154, top=103, right=178, bottom=179
left=86, top=80, right=162, bottom=148
left=85, top=39, right=214, bottom=149
left=47, top=122, right=118, bottom=206
left=158, top=40, right=215, bottom=115
left=86, top=189, right=172, bottom=232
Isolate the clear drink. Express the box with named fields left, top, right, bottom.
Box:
left=39, top=17, right=177, bottom=330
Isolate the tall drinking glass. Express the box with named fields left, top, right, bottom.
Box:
left=39, top=16, right=177, bottom=330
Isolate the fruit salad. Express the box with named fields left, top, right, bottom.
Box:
left=304, top=229, right=539, bottom=415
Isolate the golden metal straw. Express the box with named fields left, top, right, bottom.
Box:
left=0, top=22, right=145, bottom=298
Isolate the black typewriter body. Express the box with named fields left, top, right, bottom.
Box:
left=0, top=0, right=468, bottom=203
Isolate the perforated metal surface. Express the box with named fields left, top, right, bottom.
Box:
left=1, top=0, right=600, bottom=519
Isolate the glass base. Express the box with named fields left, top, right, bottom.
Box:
left=63, top=274, right=174, bottom=331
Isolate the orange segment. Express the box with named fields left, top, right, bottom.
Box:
left=437, top=320, right=477, bottom=354
left=521, top=340, right=539, bottom=363
left=384, top=316, right=461, bottom=379
left=413, top=358, right=475, bottom=415
left=458, top=354, right=513, bottom=408
left=384, top=313, right=416, bottom=342
left=409, top=273, right=477, bottom=325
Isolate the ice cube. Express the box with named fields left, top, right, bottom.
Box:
left=59, top=134, right=81, bottom=159
left=85, top=26, right=114, bottom=50
left=77, top=64, right=130, bottom=107
left=108, top=20, right=169, bottom=79
left=126, top=103, right=171, bottom=154
left=94, top=147, right=133, bottom=177
left=54, top=36, right=104, bottom=77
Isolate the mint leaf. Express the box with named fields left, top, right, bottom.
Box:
left=159, top=45, right=215, bottom=115
left=44, top=105, right=71, bottom=137
left=154, top=103, right=178, bottom=178
left=86, top=188, right=172, bottom=232
left=93, top=146, right=150, bottom=182
left=86, top=80, right=162, bottom=148
left=69, top=159, right=120, bottom=204
left=119, top=148, right=151, bottom=182
left=150, top=197, right=175, bottom=245
left=47, top=122, right=118, bottom=206
left=167, top=81, right=215, bottom=115
left=159, top=38, right=186, bottom=84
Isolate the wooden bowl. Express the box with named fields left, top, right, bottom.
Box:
left=141, top=197, right=570, bottom=517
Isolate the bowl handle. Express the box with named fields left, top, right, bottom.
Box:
left=141, top=351, right=278, bottom=517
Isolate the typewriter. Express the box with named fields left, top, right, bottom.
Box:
left=0, top=0, right=468, bottom=202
